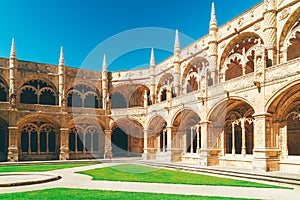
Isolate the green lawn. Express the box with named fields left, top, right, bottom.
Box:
left=0, top=162, right=100, bottom=172
left=79, top=164, right=290, bottom=189
left=0, top=188, right=253, bottom=200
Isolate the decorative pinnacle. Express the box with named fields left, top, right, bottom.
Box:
left=210, top=2, right=217, bottom=28
left=150, top=48, right=156, bottom=66
left=174, top=29, right=180, bottom=52
left=59, top=46, right=64, bottom=66
left=102, top=54, right=107, bottom=71
left=10, top=38, right=16, bottom=59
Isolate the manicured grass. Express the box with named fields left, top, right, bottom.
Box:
left=79, top=164, right=290, bottom=189
left=0, top=162, right=100, bottom=172
left=0, top=188, right=252, bottom=200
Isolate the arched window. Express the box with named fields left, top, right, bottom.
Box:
left=67, top=91, right=82, bottom=107
left=20, top=124, right=37, bottom=153
left=84, top=92, right=99, bottom=108
left=20, top=80, right=57, bottom=105
left=69, top=125, right=105, bottom=155
left=67, top=84, right=101, bottom=108
left=111, top=92, right=127, bottom=108
left=0, top=119, right=8, bottom=161
left=161, top=88, right=167, bottom=102
left=20, top=122, right=57, bottom=155
left=287, top=29, right=300, bottom=61
left=0, top=79, right=8, bottom=102
left=20, top=86, right=37, bottom=104
left=40, top=88, right=56, bottom=105
left=223, top=36, right=262, bottom=81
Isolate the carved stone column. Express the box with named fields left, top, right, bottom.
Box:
left=263, top=0, right=277, bottom=66
left=199, top=120, right=219, bottom=166
left=7, top=127, right=18, bottom=162
left=104, top=129, right=112, bottom=159
left=142, top=129, right=148, bottom=160
left=241, top=118, right=246, bottom=157
left=59, top=128, right=69, bottom=160
left=231, top=122, right=236, bottom=156
left=196, top=125, right=200, bottom=154
left=253, top=113, right=280, bottom=171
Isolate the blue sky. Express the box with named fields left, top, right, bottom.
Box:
left=0, top=0, right=262, bottom=71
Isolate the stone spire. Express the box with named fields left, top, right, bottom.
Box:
left=58, top=47, right=66, bottom=108
left=173, top=29, right=181, bottom=97
left=102, top=54, right=107, bottom=71
left=59, top=46, right=64, bottom=66
left=150, top=48, right=156, bottom=66
left=210, top=2, right=217, bottom=29
left=102, top=54, right=108, bottom=109
left=149, top=49, right=156, bottom=104
left=174, top=29, right=180, bottom=53
left=10, top=38, right=16, bottom=59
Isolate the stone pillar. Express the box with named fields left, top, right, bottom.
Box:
left=280, top=122, right=288, bottom=158
left=104, top=129, right=112, bottom=159
left=142, top=129, right=148, bottom=160
left=253, top=113, right=280, bottom=171
left=163, top=129, right=166, bottom=152
left=241, top=118, right=246, bottom=157
left=196, top=125, right=200, bottom=154
left=7, top=127, right=18, bottom=162
left=157, top=133, right=161, bottom=152
left=199, top=120, right=219, bottom=166
left=231, top=122, right=236, bottom=156
left=190, top=127, right=194, bottom=154
left=59, top=128, right=69, bottom=160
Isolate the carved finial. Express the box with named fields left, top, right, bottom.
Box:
left=102, top=54, right=107, bottom=71
left=174, top=29, right=180, bottom=52
left=59, top=46, right=64, bottom=66
left=150, top=48, right=156, bottom=66
left=210, top=2, right=217, bottom=29
left=10, top=38, right=16, bottom=59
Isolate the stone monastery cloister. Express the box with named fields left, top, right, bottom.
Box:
left=0, top=0, right=300, bottom=173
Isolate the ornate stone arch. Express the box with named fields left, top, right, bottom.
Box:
left=182, top=57, right=209, bottom=94
left=17, top=114, right=60, bottom=160
left=67, top=83, right=101, bottom=108
left=156, top=73, right=174, bottom=102
left=19, top=78, right=58, bottom=105
left=220, top=32, right=264, bottom=81
left=279, top=6, right=300, bottom=63
left=266, top=80, right=300, bottom=157
left=208, top=98, right=255, bottom=157
left=110, top=117, right=144, bottom=156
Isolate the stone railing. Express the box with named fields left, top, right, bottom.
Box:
left=0, top=102, right=9, bottom=110
left=67, top=107, right=106, bottom=115
left=265, top=58, right=300, bottom=82
left=17, top=103, right=61, bottom=113
left=148, top=101, right=167, bottom=114
left=111, top=107, right=145, bottom=117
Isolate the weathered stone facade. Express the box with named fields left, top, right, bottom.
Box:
left=0, top=0, right=300, bottom=172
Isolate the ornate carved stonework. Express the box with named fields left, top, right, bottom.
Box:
left=279, top=7, right=291, bottom=21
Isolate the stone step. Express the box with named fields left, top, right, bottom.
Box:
left=137, top=160, right=300, bottom=186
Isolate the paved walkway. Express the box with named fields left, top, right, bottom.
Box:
left=1, top=162, right=300, bottom=199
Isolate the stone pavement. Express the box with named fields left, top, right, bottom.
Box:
left=0, top=162, right=300, bottom=199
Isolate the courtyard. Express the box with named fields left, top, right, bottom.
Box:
left=0, top=160, right=300, bottom=199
